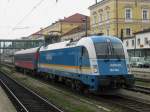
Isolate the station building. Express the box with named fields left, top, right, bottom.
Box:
left=123, top=28, right=150, bottom=58
left=89, top=0, right=150, bottom=39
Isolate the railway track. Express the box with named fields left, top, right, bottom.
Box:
left=0, top=71, right=63, bottom=112
left=96, top=95, right=150, bottom=112
left=12, top=72, right=150, bottom=112
left=1, top=63, right=150, bottom=112
left=128, top=85, right=150, bottom=95
left=0, top=62, right=14, bottom=68
left=135, top=77, right=150, bottom=82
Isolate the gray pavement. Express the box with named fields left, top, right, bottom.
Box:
left=0, top=86, right=16, bottom=112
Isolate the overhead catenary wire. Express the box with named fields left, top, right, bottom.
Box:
left=12, top=0, right=46, bottom=31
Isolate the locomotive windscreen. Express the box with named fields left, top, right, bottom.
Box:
left=94, top=42, right=125, bottom=59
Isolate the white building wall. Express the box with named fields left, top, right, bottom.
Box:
left=123, top=38, right=135, bottom=50
left=123, top=32, right=150, bottom=50
left=136, top=33, right=150, bottom=49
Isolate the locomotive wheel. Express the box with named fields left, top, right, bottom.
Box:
left=75, top=80, right=84, bottom=92
left=83, top=88, right=90, bottom=95
left=71, top=82, right=76, bottom=90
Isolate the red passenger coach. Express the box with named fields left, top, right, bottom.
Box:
left=14, top=47, right=39, bottom=71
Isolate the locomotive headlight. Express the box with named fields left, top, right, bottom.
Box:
left=93, top=65, right=98, bottom=73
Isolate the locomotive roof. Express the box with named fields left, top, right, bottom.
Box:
left=40, top=36, right=122, bottom=51
left=40, top=40, right=71, bottom=51
left=15, top=47, right=39, bottom=55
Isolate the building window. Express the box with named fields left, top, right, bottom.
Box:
left=125, top=28, right=131, bottom=36
left=107, top=29, right=109, bottom=35
left=142, top=9, right=149, bottom=20
left=99, top=14, right=102, bottom=22
left=137, top=38, right=141, bottom=45
left=106, top=11, right=110, bottom=20
left=126, top=40, right=129, bottom=47
left=99, top=25, right=102, bottom=32
left=132, top=39, right=134, bottom=46
left=93, top=15, right=97, bottom=24
left=125, top=8, right=132, bottom=20
left=145, top=37, right=148, bottom=45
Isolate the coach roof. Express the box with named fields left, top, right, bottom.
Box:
left=15, top=47, right=39, bottom=55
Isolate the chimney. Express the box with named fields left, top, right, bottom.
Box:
left=95, top=0, right=97, bottom=4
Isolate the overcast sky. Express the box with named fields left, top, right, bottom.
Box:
left=0, top=0, right=99, bottom=39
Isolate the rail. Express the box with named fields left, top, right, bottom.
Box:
left=0, top=71, right=63, bottom=112
left=128, top=85, right=150, bottom=95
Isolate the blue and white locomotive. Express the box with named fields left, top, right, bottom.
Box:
left=15, top=36, right=134, bottom=93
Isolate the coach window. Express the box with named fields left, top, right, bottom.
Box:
left=82, top=47, right=89, bottom=58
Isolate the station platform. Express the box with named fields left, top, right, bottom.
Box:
left=0, top=86, right=16, bottom=112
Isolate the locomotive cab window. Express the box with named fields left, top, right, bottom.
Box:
left=112, top=43, right=125, bottom=59
left=94, top=42, right=125, bottom=59
left=94, top=42, right=109, bottom=58
left=82, top=47, right=89, bottom=58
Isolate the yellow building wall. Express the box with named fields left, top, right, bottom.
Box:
left=61, top=22, right=80, bottom=34
left=41, top=23, right=60, bottom=35
left=117, top=0, right=150, bottom=37
left=41, top=22, right=81, bottom=36
left=90, top=0, right=116, bottom=35
left=89, top=0, right=150, bottom=38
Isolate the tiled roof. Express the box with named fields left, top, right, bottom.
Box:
left=62, top=13, right=89, bottom=23
left=28, top=13, right=89, bottom=38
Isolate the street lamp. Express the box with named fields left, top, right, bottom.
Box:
left=82, top=16, right=88, bottom=37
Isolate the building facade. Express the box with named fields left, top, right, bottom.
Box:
left=123, top=29, right=150, bottom=57
left=89, top=0, right=150, bottom=38
left=61, top=19, right=90, bottom=41
left=29, top=13, right=89, bottom=40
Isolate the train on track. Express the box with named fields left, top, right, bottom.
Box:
left=14, top=36, right=134, bottom=94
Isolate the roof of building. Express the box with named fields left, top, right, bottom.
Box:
left=88, top=0, right=107, bottom=10
left=28, top=13, right=89, bottom=39
left=134, top=28, right=150, bottom=35
left=62, top=13, right=89, bottom=23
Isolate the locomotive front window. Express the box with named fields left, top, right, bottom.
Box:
left=82, top=47, right=89, bottom=58
left=94, top=43, right=109, bottom=58
left=94, top=42, right=125, bottom=59
left=112, top=43, right=125, bottom=59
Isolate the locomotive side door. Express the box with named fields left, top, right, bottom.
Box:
left=76, top=46, right=82, bottom=74
left=77, top=46, right=90, bottom=74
